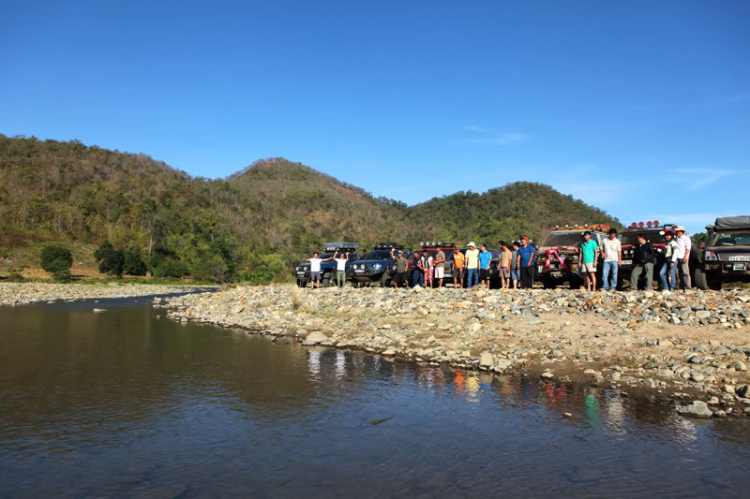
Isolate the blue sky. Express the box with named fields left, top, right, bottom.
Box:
left=2, top=0, right=748, bottom=233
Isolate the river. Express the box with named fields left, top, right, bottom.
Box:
left=1, top=297, right=749, bottom=497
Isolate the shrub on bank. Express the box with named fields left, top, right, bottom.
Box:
left=123, top=251, right=148, bottom=276
left=40, top=244, right=72, bottom=281
left=94, top=241, right=124, bottom=277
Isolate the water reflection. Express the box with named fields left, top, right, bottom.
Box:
left=1, top=299, right=750, bottom=497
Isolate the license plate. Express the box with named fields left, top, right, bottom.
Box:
left=355, top=269, right=365, bottom=273
left=729, top=256, right=750, bottom=262
left=297, top=272, right=305, bottom=277
left=733, top=263, right=746, bottom=271
left=537, top=266, right=543, bottom=273
left=621, top=260, right=632, bottom=265
left=551, top=272, right=562, bottom=278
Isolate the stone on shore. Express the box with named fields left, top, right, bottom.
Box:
left=676, top=401, right=713, bottom=418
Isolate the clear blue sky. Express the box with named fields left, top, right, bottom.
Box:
left=2, top=0, right=749, bottom=233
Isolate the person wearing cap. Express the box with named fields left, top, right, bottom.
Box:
left=390, top=247, right=409, bottom=289
left=578, top=231, right=600, bottom=292
left=674, top=225, right=692, bottom=290
left=452, top=244, right=465, bottom=288
left=601, top=228, right=621, bottom=291
left=630, top=233, right=655, bottom=291
left=658, top=230, right=679, bottom=291
left=516, top=236, right=536, bottom=289
left=465, top=242, right=480, bottom=289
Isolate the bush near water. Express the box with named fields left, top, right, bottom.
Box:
left=1, top=134, right=621, bottom=283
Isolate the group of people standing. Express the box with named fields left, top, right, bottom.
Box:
left=389, top=236, right=539, bottom=290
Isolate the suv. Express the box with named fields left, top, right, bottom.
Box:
left=348, top=243, right=410, bottom=287
left=295, top=242, right=360, bottom=287
left=695, top=216, right=750, bottom=290
left=618, top=221, right=680, bottom=289
left=536, top=225, right=609, bottom=289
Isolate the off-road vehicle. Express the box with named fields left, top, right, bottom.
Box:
left=536, top=225, right=609, bottom=289
left=295, top=242, right=360, bottom=287
left=348, top=243, right=409, bottom=287
left=695, top=216, right=750, bottom=290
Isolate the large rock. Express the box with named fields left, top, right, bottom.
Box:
left=479, top=352, right=494, bottom=368
left=302, top=331, right=328, bottom=345
left=676, top=401, right=713, bottom=418
left=737, top=385, right=750, bottom=399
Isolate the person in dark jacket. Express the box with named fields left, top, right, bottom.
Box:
left=630, top=233, right=655, bottom=291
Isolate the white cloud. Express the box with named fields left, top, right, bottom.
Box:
left=667, top=168, right=739, bottom=191
left=460, top=125, right=529, bottom=145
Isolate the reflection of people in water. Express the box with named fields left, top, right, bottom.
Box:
left=308, top=350, right=321, bottom=377
left=465, top=374, right=480, bottom=402
left=335, top=351, right=346, bottom=380
left=605, top=392, right=626, bottom=435
left=543, top=381, right=568, bottom=406
left=454, top=370, right=466, bottom=396
left=584, top=388, right=601, bottom=427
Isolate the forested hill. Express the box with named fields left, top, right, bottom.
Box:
left=0, top=134, right=619, bottom=281
left=409, top=183, right=622, bottom=245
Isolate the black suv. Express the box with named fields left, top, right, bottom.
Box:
left=348, top=243, right=410, bottom=287
left=695, top=216, right=750, bottom=290
left=295, top=242, right=360, bottom=287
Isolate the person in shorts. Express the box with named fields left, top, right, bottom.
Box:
left=499, top=241, right=512, bottom=289
left=434, top=248, right=446, bottom=288
left=305, top=252, right=333, bottom=289
left=390, top=248, right=409, bottom=289
left=424, top=252, right=434, bottom=288
left=578, top=231, right=600, bottom=292
left=452, top=244, right=465, bottom=288
left=478, top=244, right=492, bottom=289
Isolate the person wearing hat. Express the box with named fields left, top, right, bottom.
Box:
left=673, top=225, right=692, bottom=290
left=516, top=235, right=536, bottom=289
left=390, top=247, right=409, bottom=289
left=464, top=242, right=480, bottom=289
left=658, top=230, right=679, bottom=291
left=601, top=228, right=621, bottom=291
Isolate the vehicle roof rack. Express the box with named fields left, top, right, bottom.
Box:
left=323, top=241, right=360, bottom=252
left=420, top=241, right=454, bottom=248
left=373, top=242, right=404, bottom=250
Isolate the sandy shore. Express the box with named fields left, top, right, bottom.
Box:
left=161, top=284, right=750, bottom=419
left=0, top=282, right=214, bottom=306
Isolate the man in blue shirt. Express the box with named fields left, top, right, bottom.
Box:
left=478, top=244, right=493, bottom=289
left=516, top=235, right=536, bottom=289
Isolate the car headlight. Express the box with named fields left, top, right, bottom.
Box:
left=373, top=264, right=382, bottom=270
left=704, top=251, right=718, bottom=262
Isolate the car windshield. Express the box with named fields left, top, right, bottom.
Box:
left=542, top=232, right=585, bottom=247
left=619, top=232, right=667, bottom=246
left=362, top=251, right=394, bottom=260
left=709, top=232, right=750, bottom=247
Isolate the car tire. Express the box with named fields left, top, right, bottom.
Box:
left=322, top=275, right=332, bottom=287
left=569, top=275, right=584, bottom=290
left=694, top=267, right=709, bottom=290
left=542, top=279, right=557, bottom=289
left=381, top=274, right=392, bottom=288
left=296, top=279, right=307, bottom=288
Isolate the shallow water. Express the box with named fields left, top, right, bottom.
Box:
left=1, top=298, right=749, bottom=498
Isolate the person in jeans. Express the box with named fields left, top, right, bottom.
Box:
left=578, top=231, right=600, bottom=292
left=434, top=248, right=446, bottom=288
left=408, top=250, right=425, bottom=288
left=630, top=234, right=655, bottom=291
left=332, top=251, right=348, bottom=288
left=478, top=244, right=492, bottom=289
left=601, top=228, right=622, bottom=291
left=465, top=242, right=480, bottom=289
left=674, top=225, right=692, bottom=290
left=658, top=230, right=679, bottom=291
left=510, top=241, right=520, bottom=289
left=452, top=244, right=465, bottom=288
left=390, top=248, right=409, bottom=289
left=499, top=241, right=512, bottom=289
left=516, top=236, right=536, bottom=289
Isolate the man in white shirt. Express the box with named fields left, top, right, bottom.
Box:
left=601, top=228, right=622, bottom=291
left=306, top=252, right=333, bottom=289
left=674, top=225, right=692, bottom=290
left=333, top=251, right=349, bottom=288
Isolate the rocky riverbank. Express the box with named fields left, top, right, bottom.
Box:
left=0, top=282, right=213, bottom=306
left=161, top=284, right=750, bottom=419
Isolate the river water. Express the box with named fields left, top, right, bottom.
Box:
left=1, top=297, right=749, bottom=498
